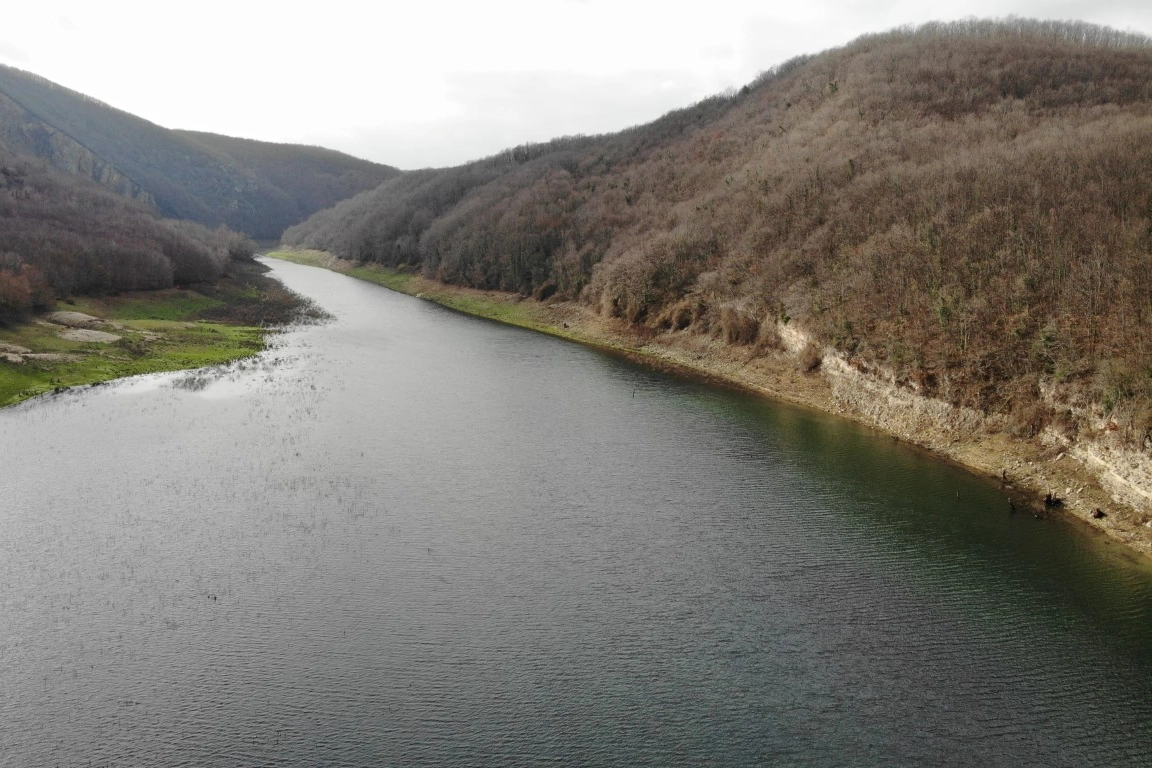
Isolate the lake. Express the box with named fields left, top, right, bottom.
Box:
left=1, top=258, right=1150, bottom=766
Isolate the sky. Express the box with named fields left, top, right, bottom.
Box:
left=1, top=1, right=1150, bottom=169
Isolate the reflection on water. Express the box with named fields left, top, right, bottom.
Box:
left=0, top=258, right=1149, bottom=766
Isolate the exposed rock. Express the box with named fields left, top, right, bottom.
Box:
left=777, top=321, right=815, bottom=355
left=0, top=91, right=154, bottom=205
left=822, top=352, right=995, bottom=442
left=2, top=352, right=23, bottom=364
left=0, top=342, right=32, bottom=354
left=1072, top=441, right=1152, bottom=519
left=46, top=311, right=105, bottom=329
left=59, top=328, right=120, bottom=343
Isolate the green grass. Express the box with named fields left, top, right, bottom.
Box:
left=264, top=249, right=327, bottom=268
left=0, top=292, right=266, bottom=409
left=68, top=290, right=225, bottom=321
left=429, top=293, right=554, bottom=332
left=266, top=249, right=563, bottom=334
left=1, top=321, right=86, bottom=353
left=344, top=264, right=415, bottom=293
left=266, top=250, right=416, bottom=293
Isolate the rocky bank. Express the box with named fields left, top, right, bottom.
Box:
left=274, top=251, right=1152, bottom=559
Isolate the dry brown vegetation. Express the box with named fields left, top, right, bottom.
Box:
left=0, top=152, right=255, bottom=322
left=283, top=20, right=1152, bottom=443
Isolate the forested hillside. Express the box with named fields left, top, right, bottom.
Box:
left=0, top=65, right=398, bottom=239
left=0, top=152, right=251, bottom=321
left=284, top=19, right=1152, bottom=438
left=174, top=131, right=401, bottom=220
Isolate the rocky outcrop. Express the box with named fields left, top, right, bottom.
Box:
left=45, top=311, right=109, bottom=329
left=0, top=91, right=153, bottom=206
left=821, top=353, right=1000, bottom=442
left=1072, top=441, right=1152, bottom=518
left=44, top=312, right=122, bottom=343
left=781, top=329, right=1152, bottom=555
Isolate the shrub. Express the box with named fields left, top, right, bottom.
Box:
left=799, top=342, right=823, bottom=373
left=719, top=304, right=760, bottom=344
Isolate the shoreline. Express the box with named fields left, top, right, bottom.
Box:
left=0, top=260, right=308, bottom=409
left=268, top=249, right=1152, bottom=561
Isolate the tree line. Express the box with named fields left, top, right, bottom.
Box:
left=0, top=152, right=254, bottom=322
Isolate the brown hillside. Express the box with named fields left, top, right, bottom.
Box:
left=0, top=152, right=253, bottom=321
left=283, top=19, right=1152, bottom=443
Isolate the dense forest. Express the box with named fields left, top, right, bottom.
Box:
left=0, top=65, right=399, bottom=239
left=0, top=151, right=253, bottom=321
left=284, top=19, right=1152, bottom=439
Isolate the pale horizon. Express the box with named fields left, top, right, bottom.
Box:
left=2, top=0, right=1150, bottom=169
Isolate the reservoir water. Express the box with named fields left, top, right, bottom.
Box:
left=1, top=259, right=1150, bottom=766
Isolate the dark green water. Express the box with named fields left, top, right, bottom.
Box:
left=1, top=259, right=1149, bottom=766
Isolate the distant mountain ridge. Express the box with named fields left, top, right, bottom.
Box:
left=0, top=65, right=399, bottom=239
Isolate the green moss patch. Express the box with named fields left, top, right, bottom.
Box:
left=70, top=291, right=225, bottom=322
left=1, top=292, right=266, bottom=408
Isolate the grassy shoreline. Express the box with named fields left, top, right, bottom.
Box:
left=267, top=249, right=650, bottom=354
left=0, top=260, right=305, bottom=409
left=267, top=249, right=1152, bottom=561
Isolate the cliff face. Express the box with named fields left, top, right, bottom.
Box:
left=0, top=64, right=398, bottom=239
left=771, top=318, right=1152, bottom=552
left=0, top=91, right=154, bottom=206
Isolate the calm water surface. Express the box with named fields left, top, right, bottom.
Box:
left=1, top=259, right=1150, bottom=766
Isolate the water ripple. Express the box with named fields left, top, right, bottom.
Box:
left=0, top=260, right=1150, bottom=766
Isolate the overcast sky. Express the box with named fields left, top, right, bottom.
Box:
left=1, top=1, right=1150, bottom=169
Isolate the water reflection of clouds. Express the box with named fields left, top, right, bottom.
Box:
left=103, top=372, right=168, bottom=396
left=102, top=355, right=282, bottom=401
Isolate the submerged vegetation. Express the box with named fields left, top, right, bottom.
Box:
left=283, top=19, right=1152, bottom=447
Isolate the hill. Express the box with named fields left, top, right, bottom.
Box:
left=283, top=19, right=1152, bottom=440
left=174, top=131, right=399, bottom=221
left=0, top=65, right=399, bottom=239
left=0, top=151, right=252, bottom=320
